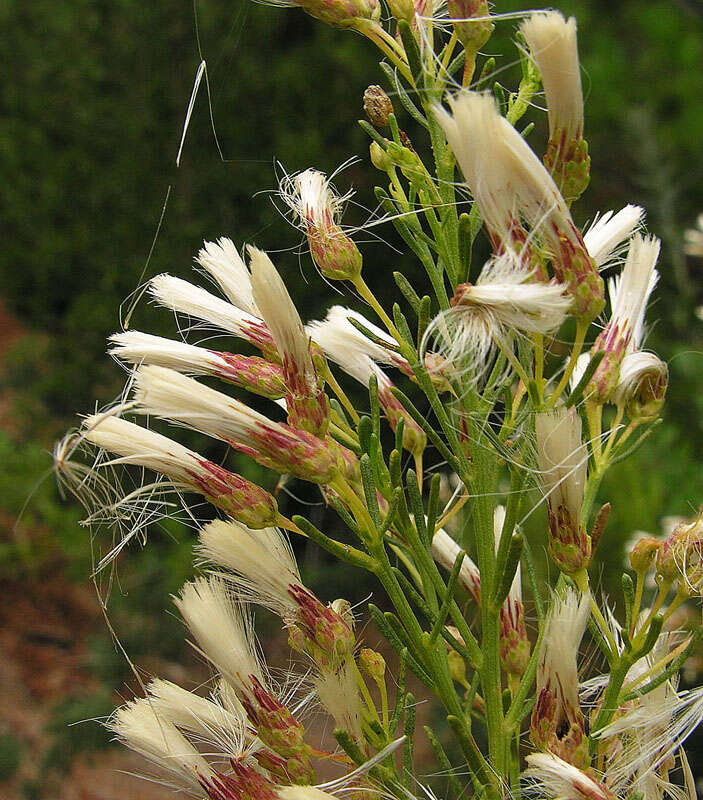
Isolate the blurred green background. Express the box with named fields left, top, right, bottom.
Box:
left=1, top=0, right=703, bottom=796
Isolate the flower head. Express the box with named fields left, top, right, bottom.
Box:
left=494, top=506, right=530, bottom=676
left=520, top=12, right=588, bottom=200
left=131, top=365, right=338, bottom=484
left=82, top=412, right=280, bottom=529
left=428, top=254, right=570, bottom=382
left=583, top=205, right=645, bottom=269
left=196, top=237, right=259, bottom=316
left=524, top=752, right=614, bottom=800
left=249, top=247, right=329, bottom=434
left=588, top=234, right=660, bottom=404
left=657, top=511, right=703, bottom=596
left=531, top=587, right=590, bottom=767
left=308, top=305, right=411, bottom=375
left=279, top=168, right=362, bottom=281
left=431, top=527, right=480, bottom=603
left=307, top=308, right=426, bottom=454
left=108, top=697, right=216, bottom=792
left=521, top=12, right=583, bottom=144
left=110, top=330, right=287, bottom=400
left=596, top=634, right=703, bottom=800
left=149, top=274, right=279, bottom=361
left=612, top=351, right=667, bottom=422
left=434, top=91, right=604, bottom=320
left=199, top=520, right=355, bottom=658
left=535, top=407, right=590, bottom=574
left=175, top=577, right=315, bottom=781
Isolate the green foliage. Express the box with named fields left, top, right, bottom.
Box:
left=0, top=732, right=22, bottom=781
left=42, top=689, right=115, bottom=774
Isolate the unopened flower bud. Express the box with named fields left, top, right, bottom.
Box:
left=386, top=141, right=428, bottom=189
left=446, top=0, right=493, bottom=53
left=279, top=169, right=362, bottom=282
left=447, top=648, right=468, bottom=687
left=359, top=648, right=386, bottom=683
left=364, top=85, right=394, bottom=127
left=629, top=536, right=660, bottom=573
left=657, top=512, right=703, bottom=596
left=387, top=0, right=414, bottom=22
left=370, top=140, right=393, bottom=172
left=295, top=0, right=381, bottom=28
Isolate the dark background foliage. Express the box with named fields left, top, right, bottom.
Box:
left=1, top=0, right=703, bottom=796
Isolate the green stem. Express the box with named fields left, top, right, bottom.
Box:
left=546, top=320, right=588, bottom=408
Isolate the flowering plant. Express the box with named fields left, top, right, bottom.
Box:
left=56, top=2, right=702, bottom=799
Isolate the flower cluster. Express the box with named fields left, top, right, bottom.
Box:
left=55, top=3, right=701, bottom=800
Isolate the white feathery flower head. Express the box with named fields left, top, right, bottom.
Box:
left=131, top=366, right=337, bottom=484
left=313, top=662, right=363, bottom=743
left=149, top=274, right=275, bottom=356
left=537, top=586, right=589, bottom=702
left=584, top=205, right=646, bottom=269
left=109, top=330, right=286, bottom=400
left=196, top=237, right=259, bottom=316
left=606, top=233, right=660, bottom=351
left=132, top=365, right=271, bottom=446
left=198, top=519, right=301, bottom=619
left=174, top=577, right=266, bottom=697
left=433, top=92, right=571, bottom=250
left=110, top=330, right=230, bottom=377
left=535, top=406, right=587, bottom=521
left=146, top=678, right=252, bottom=755
left=431, top=527, right=480, bottom=603
left=612, top=350, right=668, bottom=417
left=278, top=166, right=361, bottom=280
left=308, top=305, right=407, bottom=370
left=434, top=91, right=604, bottom=319
left=108, top=697, right=216, bottom=791
left=279, top=167, right=351, bottom=233
left=82, top=411, right=202, bottom=485
left=520, top=11, right=583, bottom=142
left=597, top=637, right=703, bottom=800
left=248, top=246, right=317, bottom=387
left=523, top=752, right=614, bottom=800
left=431, top=256, right=571, bottom=379
left=307, top=308, right=385, bottom=387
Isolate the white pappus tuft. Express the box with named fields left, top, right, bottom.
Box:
left=148, top=274, right=276, bottom=357
left=606, top=233, right=660, bottom=352
left=537, top=586, right=589, bottom=706
left=535, top=406, right=588, bottom=522
left=248, top=246, right=318, bottom=391
left=523, top=752, right=614, bottom=800
left=195, top=237, right=259, bottom=316
left=583, top=205, right=646, bottom=269
left=520, top=11, right=584, bottom=143
left=308, top=305, right=409, bottom=373
left=174, top=577, right=267, bottom=698
left=198, top=519, right=302, bottom=619
left=108, top=697, right=216, bottom=792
